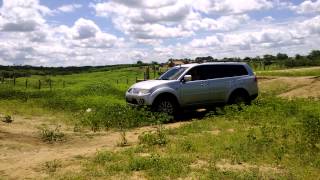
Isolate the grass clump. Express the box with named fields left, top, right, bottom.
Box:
left=39, top=124, right=65, bottom=143
left=44, top=159, right=62, bottom=174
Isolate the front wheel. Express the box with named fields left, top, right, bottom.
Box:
left=152, top=98, right=176, bottom=115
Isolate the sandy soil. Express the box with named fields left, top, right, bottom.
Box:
left=0, top=115, right=189, bottom=179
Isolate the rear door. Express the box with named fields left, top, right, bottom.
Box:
left=206, top=65, right=250, bottom=103
left=180, top=66, right=211, bottom=105
left=205, top=65, right=230, bottom=103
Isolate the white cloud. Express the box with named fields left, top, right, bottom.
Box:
left=0, top=0, right=319, bottom=66
left=91, top=0, right=254, bottom=41
left=57, top=4, right=82, bottom=13
left=291, top=0, right=320, bottom=14
left=0, top=0, right=48, bottom=32
left=193, top=0, right=273, bottom=14
left=72, top=18, right=99, bottom=39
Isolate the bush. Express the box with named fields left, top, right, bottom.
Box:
left=39, top=125, right=65, bottom=143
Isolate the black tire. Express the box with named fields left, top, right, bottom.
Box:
left=152, top=98, right=177, bottom=115
left=228, top=91, right=250, bottom=105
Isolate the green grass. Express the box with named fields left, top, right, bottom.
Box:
left=54, top=96, right=320, bottom=179
left=0, top=67, right=161, bottom=128
left=256, top=66, right=320, bottom=76
left=1, top=66, right=320, bottom=179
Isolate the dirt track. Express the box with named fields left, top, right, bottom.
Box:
left=0, top=115, right=188, bottom=179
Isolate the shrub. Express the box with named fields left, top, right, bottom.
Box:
left=39, top=125, right=65, bottom=143
left=138, top=125, right=167, bottom=146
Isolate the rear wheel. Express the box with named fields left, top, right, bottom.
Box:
left=229, top=92, right=250, bottom=105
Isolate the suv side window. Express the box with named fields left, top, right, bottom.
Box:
left=202, top=65, right=248, bottom=79
left=226, top=65, right=248, bottom=77
left=185, top=66, right=205, bottom=81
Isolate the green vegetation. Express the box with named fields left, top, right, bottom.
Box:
left=0, top=65, right=320, bottom=179
left=256, top=66, right=320, bottom=76
left=39, top=124, right=65, bottom=143
left=55, top=96, right=320, bottom=179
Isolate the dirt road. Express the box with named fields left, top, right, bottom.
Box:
left=0, top=115, right=188, bottom=179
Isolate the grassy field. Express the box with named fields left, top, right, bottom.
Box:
left=256, top=66, right=320, bottom=77
left=0, top=66, right=320, bottom=179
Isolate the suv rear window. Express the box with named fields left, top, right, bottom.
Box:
left=201, top=65, right=248, bottom=79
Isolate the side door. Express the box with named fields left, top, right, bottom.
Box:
left=180, top=66, right=210, bottom=105
left=205, top=65, right=230, bottom=103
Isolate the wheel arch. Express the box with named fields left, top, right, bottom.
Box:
left=152, top=92, right=180, bottom=107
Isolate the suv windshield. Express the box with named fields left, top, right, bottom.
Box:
left=158, top=67, right=187, bottom=80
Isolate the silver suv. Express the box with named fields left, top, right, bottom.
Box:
left=126, top=62, right=258, bottom=114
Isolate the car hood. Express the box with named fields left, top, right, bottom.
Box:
left=130, top=80, right=174, bottom=89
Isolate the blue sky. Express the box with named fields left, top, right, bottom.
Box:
left=0, top=0, right=319, bottom=66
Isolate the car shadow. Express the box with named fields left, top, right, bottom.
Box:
left=171, top=106, right=223, bottom=122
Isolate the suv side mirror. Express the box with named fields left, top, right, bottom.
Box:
left=183, top=75, right=192, bottom=82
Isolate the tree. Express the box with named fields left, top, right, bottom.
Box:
left=151, top=61, right=158, bottom=65
left=276, top=53, right=288, bottom=60
left=137, top=60, right=143, bottom=65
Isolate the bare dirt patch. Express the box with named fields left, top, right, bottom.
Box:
left=279, top=77, right=320, bottom=99
left=0, top=115, right=189, bottom=179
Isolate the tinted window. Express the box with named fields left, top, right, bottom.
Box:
left=201, top=65, right=248, bottom=79
left=185, top=65, right=248, bottom=81
left=185, top=66, right=204, bottom=81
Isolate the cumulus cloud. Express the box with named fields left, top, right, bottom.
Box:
left=57, top=4, right=82, bottom=13
left=0, top=0, right=320, bottom=66
left=291, top=0, right=320, bottom=14
left=72, top=18, right=100, bottom=39
left=0, top=0, right=49, bottom=32
left=91, top=0, right=255, bottom=41
left=192, top=0, right=273, bottom=14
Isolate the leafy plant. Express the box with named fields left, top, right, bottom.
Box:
left=39, top=124, right=65, bottom=143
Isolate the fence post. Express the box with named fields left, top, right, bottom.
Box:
left=13, top=76, right=16, bottom=86
left=143, top=72, right=146, bottom=80
left=25, top=79, right=28, bottom=89
left=38, top=80, right=41, bottom=90
left=126, top=78, right=128, bottom=84
left=49, top=79, right=52, bottom=91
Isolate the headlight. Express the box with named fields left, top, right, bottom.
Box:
left=129, top=88, right=150, bottom=95
left=137, top=89, right=150, bottom=95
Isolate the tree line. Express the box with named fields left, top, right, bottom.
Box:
left=192, top=50, right=320, bottom=68
left=0, top=64, right=145, bottom=78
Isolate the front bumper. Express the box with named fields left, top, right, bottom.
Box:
left=125, top=92, right=153, bottom=106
